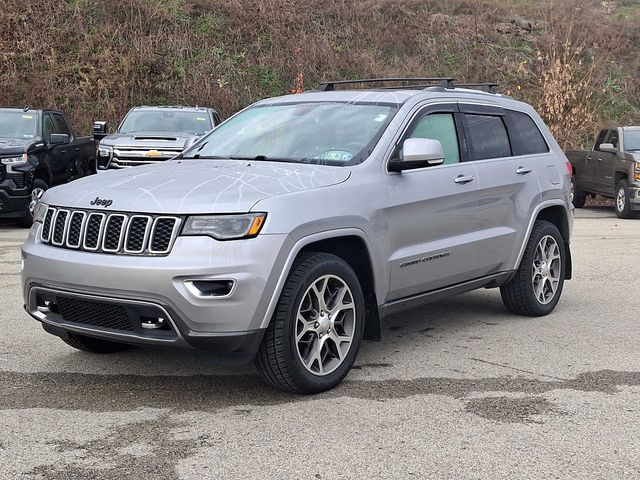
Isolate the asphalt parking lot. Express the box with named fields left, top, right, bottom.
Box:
left=1, top=206, right=639, bottom=479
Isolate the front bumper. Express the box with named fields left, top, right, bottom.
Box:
left=22, top=226, right=293, bottom=359
left=630, top=186, right=640, bottom=210
left=0, top=181, right=29, bottom=217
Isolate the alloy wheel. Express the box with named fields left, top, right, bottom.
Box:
left=531, top=235, right=561, bottom=305
left=28, top=187, right=45, bottom=216
left=616, top=186, right=626, bottom=213
left=295, top=274, right=356, bottom=376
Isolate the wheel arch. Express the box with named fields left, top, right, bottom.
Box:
left=260, top=229, right=382, bottom=341
left=515, top=201, right=573, bottom=280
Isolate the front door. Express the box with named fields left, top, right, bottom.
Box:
left=386, top=104, right=480, bottom=301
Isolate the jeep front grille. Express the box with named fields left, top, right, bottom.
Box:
left=41, top=206, right=181, bottom=256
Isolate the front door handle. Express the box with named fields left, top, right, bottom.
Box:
left=515, top=166, right=533, bottom=175
left=454, top=175, right=474, bottom=184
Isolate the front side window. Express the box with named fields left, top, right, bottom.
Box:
left=182, top=102, right=398, bottom=166
left=43, top=115, right=55, bottom=143
left=506, top=111, right=548, bottom=155
left=408, top=113, right=460, bottom=164
left=119, top=110, right=213, bottom=135
left=594, top=130, right=608, bottom=151
left=51, top=114, right=70, bottom=135
left=606, top=130, right=619, bottom=149
left=463, top=114, right=511, bottom=161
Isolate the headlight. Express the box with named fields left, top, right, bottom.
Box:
left=182, top=213, right=266, bottom=240
left=33, top=201, right=48, bottom=224
left=98, top=145, right=113, bottom=158
left=1, top=154, right=28, bottom=165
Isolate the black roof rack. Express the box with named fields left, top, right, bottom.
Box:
left=317, top=78, right=499, bottom=94
left=455, top=83, right=499, bottom=94
left=318, top=77, right=456, bottom=91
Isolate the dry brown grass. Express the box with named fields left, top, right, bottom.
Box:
left=0, top=0, right=638, bottom=146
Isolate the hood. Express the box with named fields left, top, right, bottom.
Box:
left=101, top=132, right=199, bottom=150
left=0, top=137, right=36, bottom=156
left=42, top=159, right=352, bottom=214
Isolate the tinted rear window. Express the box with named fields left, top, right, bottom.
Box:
left=463, top=114, right=511, bottom=160
left=506, top=111, right=548, bottom=155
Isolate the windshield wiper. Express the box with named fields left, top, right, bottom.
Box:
left=227, top=155, right=299, bottom=163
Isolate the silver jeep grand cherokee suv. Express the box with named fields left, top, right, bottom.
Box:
left=22, top=78, right=573, bottom=393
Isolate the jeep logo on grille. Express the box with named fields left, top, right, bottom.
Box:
left=90, top=196, right=113, bottom=208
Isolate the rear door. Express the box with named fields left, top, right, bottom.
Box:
left=386, top=103, right=482, bottom=300
left=460, top=105, right=545, bottom=274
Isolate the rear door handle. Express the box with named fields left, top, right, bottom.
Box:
left=454, top=175, right=474, bottom=184
left=515, top=166, right=533, bottom=175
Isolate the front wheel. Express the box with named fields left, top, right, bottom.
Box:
left=500, top=220, right=565, bottom=316
left=615, top=179, right=635, bottom=219
left=255, top=252, right=365, bottom=393
left=18, top=178, right=48, bottom=228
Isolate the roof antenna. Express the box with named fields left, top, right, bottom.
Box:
left=23, top=105, right=30, bottom=112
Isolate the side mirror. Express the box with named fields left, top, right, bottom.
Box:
left=93, top=121, right=108, bottom=141
left=599, top=143, right=617, bottom=153
left=49, top=133, right=69, bottom=145
left=388, top=138, right=445, bottom=172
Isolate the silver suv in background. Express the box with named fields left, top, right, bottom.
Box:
left=22, top=78, right=573, bottom=393
left=93, top=105, right=220, bottom=169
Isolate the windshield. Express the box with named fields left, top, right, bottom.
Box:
left=624, top=129, right=640, bottom=151
left=0, top=111, right=37, bottom=139
left=181, top=102, right=398, bottom=165
left=119, top=110, right=212, bottom=135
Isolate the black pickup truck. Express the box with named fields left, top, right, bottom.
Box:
left=0, top=108, right=96, bottom=226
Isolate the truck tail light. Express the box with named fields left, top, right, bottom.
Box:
left=566, top=161, right=573, bottom=176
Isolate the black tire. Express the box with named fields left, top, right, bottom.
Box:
left=500, top=220, right=565, bottom=317
left=18, top=178, right=48, bottom=228
left=614, top=179, right=635, bottom=219
left=255, top=252, right=365, bottom=393
left=570, top=176, right=587, bottom=208
left=62, top=332, right=133, bottom=354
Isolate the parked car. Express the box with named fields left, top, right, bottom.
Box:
left=566, top=126, right=640, bottom=218
left=0, top=107, right=95, bottom=226
left=94, top=106, right=220, bottom=170
left=22, top=78, right=573, bottom=393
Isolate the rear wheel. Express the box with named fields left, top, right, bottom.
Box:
left=501, top=220, right=565, bottom=316
left=255, top=252, right=365, bottom=393
left=62, top=333, right=133, bottom=354
left=570, top=176, right=586, bottom=208
left=615, top=179, right=635, bottom=219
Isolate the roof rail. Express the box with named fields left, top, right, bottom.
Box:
left=317, top=78, right=499, bottom=94
left=318, top=77, right=456, bottom=91
left=455, top=83, right=499, bottom=94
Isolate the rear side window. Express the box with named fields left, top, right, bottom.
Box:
left=505, top=111, right=548, bottom=155
left=462, top=114, right=511, bottom=160
left=408, top=113, right=460, bottom=164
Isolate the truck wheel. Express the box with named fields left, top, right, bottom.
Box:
left=18, top=178, right=48, bottom=228
left=615, top=179, right=635, bottom=219
left=500, top=220, right=565, bottom=317
left=255, top=252, right=365, bottom=393
left=570, top=177, right=586, bottom=208
left=62, top=333, right=133, bottom=354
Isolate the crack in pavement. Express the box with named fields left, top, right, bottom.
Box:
left=1, top=369, right=638, bottom=413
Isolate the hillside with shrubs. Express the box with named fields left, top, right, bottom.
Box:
left=1, top=0, right=639, bottom=147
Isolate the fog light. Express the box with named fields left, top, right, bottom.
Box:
left=184, top=279, right=235, bottom=298
left=140, top=316, right=166, bottom=330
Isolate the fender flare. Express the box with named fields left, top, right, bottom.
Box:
left=259, top=228, right=381, bottom=330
